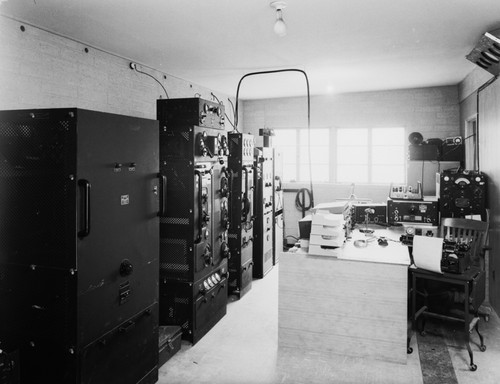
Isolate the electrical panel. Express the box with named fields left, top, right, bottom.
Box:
left=253, top=147, right=274, bottom=278
left=272, top=148, right=284, bottom=265
left=157, top=97, right=229, bottom=343
left=227, top=132, right=255, bottom=298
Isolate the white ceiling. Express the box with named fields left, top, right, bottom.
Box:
left=1, top=0, right=500, bottom=99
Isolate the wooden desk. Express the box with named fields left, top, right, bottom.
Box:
left=278, top=228, right=411, bottom=364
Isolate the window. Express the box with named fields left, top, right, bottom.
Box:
left=273, top=127, right=405, bottom=184
left=273, top=129, right=298, bottom=182
left=273, top=128, right=329, bottom=182
left=337, top=127, right=405, bottom=183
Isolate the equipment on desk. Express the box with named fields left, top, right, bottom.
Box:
left=359, top=208, right=376, bottom=234
left=311, top=201, right=348, bottom=214
left=298, top=215, right=312, bottom=239
left=378, top=237, right=389, bottom=247
left=349, top=203, right=387, bottom=227
left=308, top=213, right=346, bottom=257
left=403, top=224, right=439, bottom=238
left=389, top=182, right=423, bottom=200
left=387, top=197, right=439, bottom=226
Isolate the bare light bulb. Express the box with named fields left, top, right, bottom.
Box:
left=274, top=9, right=287, bottom=37
left=270, top=1, right=287, bottom=37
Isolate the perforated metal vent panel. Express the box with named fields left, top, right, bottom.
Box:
left=160, top=238, right=189, bottom=276
left=0, top=111, right=77, bottom=267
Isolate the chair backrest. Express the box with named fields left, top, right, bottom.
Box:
left=440, top=217, right=489, bottom=265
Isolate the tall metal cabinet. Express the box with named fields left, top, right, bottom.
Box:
left=0, top=108, right=160, bottom=384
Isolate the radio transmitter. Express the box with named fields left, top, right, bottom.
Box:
left=387, top=197, right=439, bottom=226
left=157, top=97, right=229, bottom=344
left=437, top=170, right=487, bottom=219
left=228, top=132, right=255, bottom=298
left=253, top=147, right=274, bottom=278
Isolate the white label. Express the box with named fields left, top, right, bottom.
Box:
left=121, top=195, right=130, bottom=205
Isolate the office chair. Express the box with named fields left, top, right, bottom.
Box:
left=411, top=217, right=489, bottom=371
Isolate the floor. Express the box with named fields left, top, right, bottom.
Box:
left=158, top=264, right=500, bottom=384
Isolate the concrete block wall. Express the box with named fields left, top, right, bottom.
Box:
left=0, top=16, right=234, bottom=119
left=240, top=86, right=461, bottom=241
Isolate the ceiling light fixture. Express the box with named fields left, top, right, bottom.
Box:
left=270, top=1, right=287, bottom=37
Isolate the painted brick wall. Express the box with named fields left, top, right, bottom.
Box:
left=0, top=16, right=233, bottom=118
left=240, top=86, right=460, bottom=241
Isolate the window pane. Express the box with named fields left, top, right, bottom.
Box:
left=337, top=147, right=368, bottom=165
left=281, top=146, right=298, bottom=166
left=300, top=128, right=329, bottom=144
left=338, top=128, right=368, bottom=145
left=372, top=128, right=405, bottom=145
left=298, top=128, right=330, bottom=182
left=372, top=165, right=405, bottom=183
left=372, top=146, right=405, bottom=164
left=283, top=163, right=297, bottom=182
left=300, top=163, right=329, bottom=182
left=337, top=165, right=368, bottom=183
left=300, top=146, right=330, bottom=163
left=273, top=129, right=298, bottom=182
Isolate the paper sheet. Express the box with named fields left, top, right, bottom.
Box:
left=412, top=235, right=443, bottom=273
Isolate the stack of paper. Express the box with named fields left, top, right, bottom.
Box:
left=308, top=212, right=346, bottom=257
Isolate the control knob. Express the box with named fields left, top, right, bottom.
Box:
left=119, top=259, right=133, bottom=277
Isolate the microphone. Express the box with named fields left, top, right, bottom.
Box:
left=360, top=207, right=375, bottom=234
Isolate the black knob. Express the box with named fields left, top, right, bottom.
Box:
left=203, top=212, right=210, bottom=223
left=119, top=259, right=133, bottom=277
left=221, top=242, right=231, bottom=259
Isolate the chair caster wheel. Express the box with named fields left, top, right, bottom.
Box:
left=480, top=345, right=486, bottom=352
left=407, top=347, right=413, bottom=354
left=470, top=364, right=477, bottom=371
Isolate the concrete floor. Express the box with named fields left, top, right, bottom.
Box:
left=158, top=265, right=500, bottom=384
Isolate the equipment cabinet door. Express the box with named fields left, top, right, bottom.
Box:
left=75, top=110, right=159, bottom=347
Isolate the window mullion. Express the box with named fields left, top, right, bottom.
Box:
left=368, top=128, right=373, bottom=183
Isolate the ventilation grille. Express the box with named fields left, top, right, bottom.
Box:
left=466, top=29, right=500, bottom=76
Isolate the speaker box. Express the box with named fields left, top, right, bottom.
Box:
left=408, top=144, right=440, bottom=161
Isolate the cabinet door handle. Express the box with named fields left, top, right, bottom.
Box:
left=78, top=179, right=91, bottom=237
